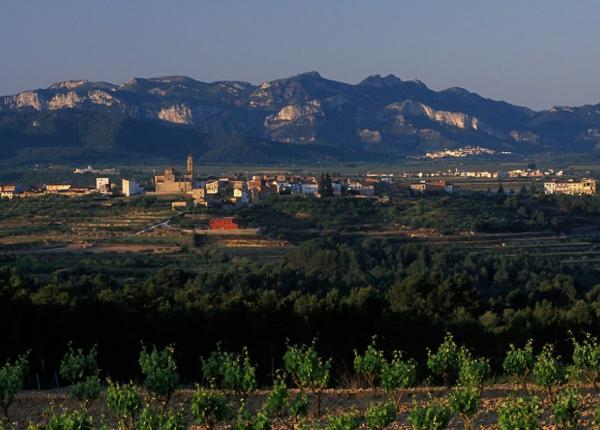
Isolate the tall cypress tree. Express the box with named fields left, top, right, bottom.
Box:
left=319, top=173, right=333, bottom=197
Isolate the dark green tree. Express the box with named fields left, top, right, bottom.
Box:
left=319, top=173, right=334, bottom=197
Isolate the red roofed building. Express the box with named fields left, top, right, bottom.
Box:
left=209, top=217, right=239, bottom=230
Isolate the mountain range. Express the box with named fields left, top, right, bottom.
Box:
left=2, top=71, right=600, bottom=163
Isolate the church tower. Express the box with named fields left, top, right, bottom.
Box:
left=186, top=154, right=194, bottom=177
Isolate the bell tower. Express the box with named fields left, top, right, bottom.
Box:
left=186, top=154, right=194, bottom=177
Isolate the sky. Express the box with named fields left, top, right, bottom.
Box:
left=1, top=0, right=600, bottom=110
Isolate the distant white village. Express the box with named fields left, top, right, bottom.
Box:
left=422, top=146, right=511, bottom=159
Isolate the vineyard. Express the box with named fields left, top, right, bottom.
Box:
left=2, top=334, right=600, bottom=429
left=3, top=188, right=600, bottom=429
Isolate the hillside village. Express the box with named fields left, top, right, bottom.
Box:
left=0, top=155, right=597, bottom=205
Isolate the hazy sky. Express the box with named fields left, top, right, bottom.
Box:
left=2, top=0, right=600, bottom=110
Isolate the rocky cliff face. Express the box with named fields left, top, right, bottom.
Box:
left=1, top=72, right=600, bottom=157
left=389, top=100, right=481, bottom=130
left=15, top=92, right=43, bottom=110
left=158, top=104, right=193, bottom=124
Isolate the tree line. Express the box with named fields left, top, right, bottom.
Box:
left=1, top=237, right=600, bottom=383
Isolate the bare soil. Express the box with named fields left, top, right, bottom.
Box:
left=5, top=385, right=599, bottom=429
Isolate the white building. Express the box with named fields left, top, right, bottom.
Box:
left=46, top=184, right=71, bottom=193
left=96, top=177, right=111, bottom=193
left=206, top=180, right=219, bottom=194
left=74, top=165, right=93, bottom=174
left=347, top=180, right=375, bottom=196
left=332, top=183, right=344, bottom=196
left=301, top=183, right=319, bottom=194
left=0, top=184, right=24, bottom=199
left=544, top=178, right=596, bottom=195
left=233, top=187, right=250, bottom=204
left=122, top=179, right=143, bottom=197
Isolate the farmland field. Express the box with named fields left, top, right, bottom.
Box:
left=3, top=334, right=600, bottom=429
left=2, top=179, right=600, bottom=429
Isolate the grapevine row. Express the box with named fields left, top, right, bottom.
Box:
left=1, top=333, right=599, bottom=429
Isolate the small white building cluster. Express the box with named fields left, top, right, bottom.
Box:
left=74, top=165, right=117, bottom=175
left=0, top=184, right=24, bottom=199
left=377, top=167, right=564, bottom=179
left=93, top=177, right=143, bottom=196
left=0, top=177, right=144, bottom=199
left=185, top=174, right=377, bottom=208
left=543, top=178, right=596, bottom=195
left=424, top=146, right=499, bottom=159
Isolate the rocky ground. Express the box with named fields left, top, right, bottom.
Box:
left=4, top=384, right=599, bottom=429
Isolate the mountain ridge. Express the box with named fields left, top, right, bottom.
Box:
left=1, top=72, right=600, bottom=163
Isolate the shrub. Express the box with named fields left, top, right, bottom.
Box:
left=135, top=407, right=186, bottom=430
left=407, top=401, right=451, bottom=430
left=261, top=376, right=289, bottom=419
left=43, top=409, right=95, bottom=430
left=381, top=351, right=417, bottom=391
left=233, top=404, right=273, bottom=430
left=261, top=373, right=309, bottom=428
left=503, top=340, right=534, bottom=390
left=202, top=347, right=256, bottom=402
left=190, top=388, right=231, bottom=430
left=201, top=347, right=226, bottom=386
left=426, top=333, right=462, bottom=386
left=497, top=396, right=541, bottom=430
left=532, top=344, right=565, bottom=399
left=0, top=353, right=28, bottom=422
left=284, top=339, right=331, bottom=416
left=59, top=344, right=101, bottom=408
left=326, top=408, right=361, bottom=430
left=288, top=393, right=310, bottom=423
left=552, top=388, right=582, bottom=430
left=354, top=337, right=386, bottom=388
left=106, top=380, right=142, bottom=430
left=449, top=386, right=480, bottom=430
left=571, top=334, right=600, bottom=389
left=139, top=345, right=179, bottom=410
left=458, top=354, right=490, bottom=390
left=252, top=412, right=271, bottom=430
left=222, top=348, right=257, bottom=402
left=381, top=351, right=417, bottom=406
left=232, top=405, right=254, bottom=430
left=266, top=376, right=304, bottom=416
left=250, top=411, right=271, bottom=430
left=365, top=400, right=396, bottom=430
left=27, top=409, right=95, bottom=430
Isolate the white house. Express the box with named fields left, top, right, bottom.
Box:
left=301, top=183, right=319, bottom=194
left=122, top=179, right=143, bottom=197
left=233, top=187, right=250, bottom=204
left=347, top=180, right=375, bottom=196
left=206, top=180, right=219, bottom=194
left=96, top=177, right=112, bottom=194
